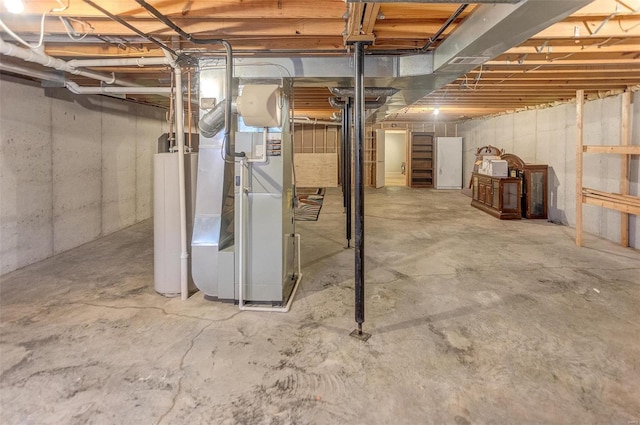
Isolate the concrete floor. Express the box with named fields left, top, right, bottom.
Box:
left=1, top=187, right=639, bottom=425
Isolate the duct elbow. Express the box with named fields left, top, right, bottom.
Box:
left=198, top=100, right=227, bottom=139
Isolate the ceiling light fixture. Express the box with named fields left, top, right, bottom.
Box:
left=4, top=0, right=24, bottom=14
left=433, top=107, right=440, bottom=116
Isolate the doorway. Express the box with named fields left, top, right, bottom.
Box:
left=384, top=130, right=407, bottom=186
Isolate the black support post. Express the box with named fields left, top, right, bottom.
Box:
left=350, top=41, right=369, bottom=341
left=341, top=107, right=346, bottom=208
left=344, top=99, right=352, bottom=248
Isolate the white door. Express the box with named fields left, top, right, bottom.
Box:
left=375, top=129, right=385, bottom=188
left=435, top=137, right=463, bottom=189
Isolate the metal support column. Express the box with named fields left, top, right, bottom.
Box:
left=344, top=99, right=352, bottom=248
left=341, top=105, right=347, bottom=209
left=350, top=42, right=370, bottom=341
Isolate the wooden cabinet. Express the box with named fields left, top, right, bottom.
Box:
left=471, top=173, right=522, bottom=219
left=409, top=132, right=434, bottom=187
left=500, top=154, right=548, bottom=219
left=522, top=165, right=548, bottom=219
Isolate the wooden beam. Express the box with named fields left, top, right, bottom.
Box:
left=582, top=145, right=640, bottom=154
left=576, top=89, right=584, bottom=246
left=0, top=16, right=346, bottom=37
left=532, top=17, right=640, bottom=39
left=18, top=0, right=348, bottom=19
left=362, top=4, right=381, bottom=34
left=344, top=3, right=378, bottom=44
left=488, top=57, right=640, bottom=66
left=507, top=43, right=640, bottom=55
left=583, top=189, right=640, bottom=215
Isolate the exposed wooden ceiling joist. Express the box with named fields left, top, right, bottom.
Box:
left=1, top=0, right=639, bottom=122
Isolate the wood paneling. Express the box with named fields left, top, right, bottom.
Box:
left=294, top=153, right=338, bottom=188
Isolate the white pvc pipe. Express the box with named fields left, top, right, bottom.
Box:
left=67, top=57, right=173, bottom=68
left=64, top=81, right=172, bottom=95
left=173, top=66, right=189, bottom=301
left=292, top=117, right=341, bottom=126
left=0, top=62, right=65, bottom=84
left=0, top=38, right=136, bottom=87
left=238, top=158, right=247, bottom=309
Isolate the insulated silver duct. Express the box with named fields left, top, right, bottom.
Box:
left=329, top=87, right=398, bottom=98
left=198, top=100, right=227, bottom=138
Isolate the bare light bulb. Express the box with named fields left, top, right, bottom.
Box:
left=433, top=108, right=440, bottom=116
left=4, top=0, right=24, bottom=14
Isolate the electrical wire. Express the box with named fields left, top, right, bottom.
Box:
left=0, top=0, right=76, bottom=49
left=81, top=0, right=177, bottom=57
left=0, top=12, right=47, bottom=49
left=59, top=17, right=94, bottom=41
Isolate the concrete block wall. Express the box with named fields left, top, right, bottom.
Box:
left=0, top=76, right=166, bottom=274
left=458, top=92, right=640, bottom=248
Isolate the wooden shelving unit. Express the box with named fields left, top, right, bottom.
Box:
left=365, top=127, right=376, bottom=187
left=576, top=90, right=640, bottom=247
left=409, top=132, right=434, bottom=188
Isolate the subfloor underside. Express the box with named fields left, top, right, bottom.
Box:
left=1, top=187, right=639, bottom=425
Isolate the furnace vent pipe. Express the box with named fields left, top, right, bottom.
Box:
left=173, top=66, right=189, bottom=301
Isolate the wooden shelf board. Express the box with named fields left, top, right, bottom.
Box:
left=582, top=145, right=640, bottom=155
left=582, top=188, right=640, bottom=215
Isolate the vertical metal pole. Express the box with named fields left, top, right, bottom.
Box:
left=341, top=106, right=347, bottom=209
left=345, top=99, right=352, bottom=248
left=353, top=42, right=366, bottom=336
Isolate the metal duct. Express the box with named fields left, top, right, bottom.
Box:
left=381, top=0, right=593, bottom=121
left=198, top=100, right=227, bottom=138
left=227, top=0, right=592, bottom=122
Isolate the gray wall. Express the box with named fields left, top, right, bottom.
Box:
left=458, top=92, right=640, bottom=248
left=0, top=76, right=166, bottom=274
